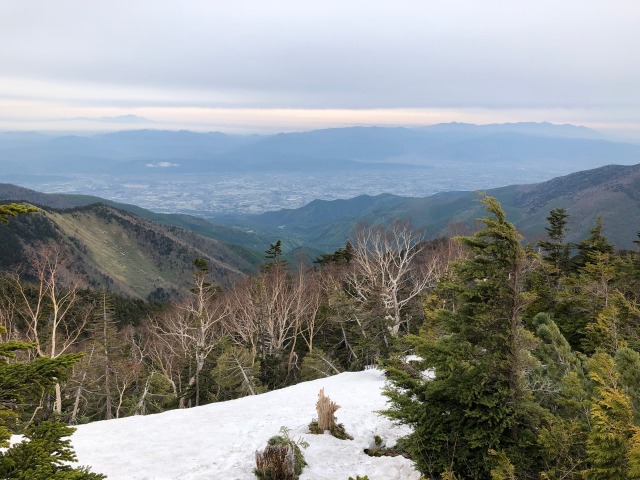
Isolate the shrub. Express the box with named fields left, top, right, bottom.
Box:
left=255, top=427, right=308, bottom=480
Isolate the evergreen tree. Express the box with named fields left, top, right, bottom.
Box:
left=384, top=194, right=542, bottom=478
left=0, top=421, right=105, bottom=479
left=574, top=217, right=614, bottom=269
left=211, top=345, right=264, bottom=398
left=262, top=240, right=288, bottom=271
left=538, top=208, right=572, bottom=279
left=532, top=314, right=590, bottom=480
left=314, top=241, right=354, bottom=266
left=616, top=348, right=640, bottom=424
left=585, top=352, right=640, bottom=480
left=0, top=325, right=102, bottom=478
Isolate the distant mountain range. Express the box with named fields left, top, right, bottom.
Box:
left=1, top=123, right=638, bottom=176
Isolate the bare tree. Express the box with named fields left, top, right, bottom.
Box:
left=349, top=223, right=439, bottom=335
left=294, top=267, right=324, bottom=353
left=9, top=244, right=91, bottom=414
left=151, top=259, right=229, bottom=407
left=225, top=265, right=321, bottom=376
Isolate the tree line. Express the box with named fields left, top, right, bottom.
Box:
left=0, top=210, right=458, bottom=424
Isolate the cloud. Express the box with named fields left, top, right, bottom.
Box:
left=145, top=162, right=179, bottom=168
left=69, top=115, right=152, bottom=124
left=0, top=1, right=639, bottom=132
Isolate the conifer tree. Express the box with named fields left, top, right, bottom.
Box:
left=262, top=240, right=287, bottom=271
left=532, top=314, right=590, bottom=480
left=585, top=352, right=640, bottom=480
left=211, top=345, right=264, bottom=397
left=384, top=194, right=542, bottom=478
left=538, top=208, right=572, bottom=279
left=574, top=217, right=614, bottom=269
left=0, top=325, right=102, bottom=478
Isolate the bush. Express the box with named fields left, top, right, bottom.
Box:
left=255, top=427, right=308, bottom=480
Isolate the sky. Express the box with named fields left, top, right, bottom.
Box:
left=70, top=369, right=419, bottom=479
left=1, top=0, right=639, bottom=135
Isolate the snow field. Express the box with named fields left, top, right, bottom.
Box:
left=71, top=369, right=420, bottom=480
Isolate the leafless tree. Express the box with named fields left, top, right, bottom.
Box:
left=349, top=222, right=440, bottom=335
left=9, top=244, right=91, bottom=414
left=151, top=260, right=229, bottom=407
left=225, top=264, right=322, bottom=375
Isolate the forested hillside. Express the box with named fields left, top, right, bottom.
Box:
left=214, top=162, right=640, bottom=250
left=0, top=203, right=249, bottom=299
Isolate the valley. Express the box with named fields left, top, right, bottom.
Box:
left=13, top=161, right=561, bottom=216
left=3, top=123, right=639, bottom=216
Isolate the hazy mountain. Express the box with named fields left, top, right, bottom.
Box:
left=1, top=123, right=638, bottom=176
left=422, top=121, right=602, bottom=139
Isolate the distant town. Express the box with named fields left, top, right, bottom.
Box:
left=15, top=164, right=560, bottom=216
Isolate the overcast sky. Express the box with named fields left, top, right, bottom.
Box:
left=1, top=0, right=639, bottom=134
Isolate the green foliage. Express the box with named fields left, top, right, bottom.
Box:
left=308, top=419, right=353, bottom=440
left=573, top=217, right=614, bottom=270
left=0, top=421, right=105, bottom=479
left=300, top=348, right=342, bottom=381
left=532, top=314, right=590, bottom=480
left=0, top=326, right=101, bottom=478
left=255, top=427, right=307, bottom=480
left=384, top=194, right=543, bottom=478
left=211, top=346, right=264, bottom=397
left=314, top=241, right=354, bottom=266
left=585, top=352, right=638, bottom=480
left=488, top=449, right=517, bottom=480
left=538, top=208, right=572, bottom=278
left=0, top=331, right=83, bottom=431
left=0, top=203, right=38, bottom=224
left=262, top=240, right=287, bottom=272
left=616, top=348, right=640, bottom=423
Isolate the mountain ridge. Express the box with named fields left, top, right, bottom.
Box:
left=2, top=122, right=638, bottom=176
left=0, top=201, right=251, bottom=299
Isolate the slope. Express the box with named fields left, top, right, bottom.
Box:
left=0, top=203, right=249, bottom=299
left=70, top=369, right=419, bottom=480
left=0, top=183, right=266, bottom=267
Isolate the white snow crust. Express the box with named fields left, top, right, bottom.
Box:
left=71, top=369, right=420, bottom=480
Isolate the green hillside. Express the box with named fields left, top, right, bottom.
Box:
left=0, top=203, right=250, bottom=299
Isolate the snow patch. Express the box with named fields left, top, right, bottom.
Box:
left=71, top=369, right=420, bottom=479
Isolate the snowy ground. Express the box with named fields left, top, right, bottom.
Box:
left=70, top=369, right=421, bottom=480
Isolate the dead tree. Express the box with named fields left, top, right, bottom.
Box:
left=225, top=266, right=319, bottom=374
left=349, top=222, right=439, bottom=335
left=316, top=388, right=340, bottom=432
left=255, top=444, right=296, bottom=480
left=151, top=260, right=229, bottom=407
left=10, top=244, right=91, bottom=414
